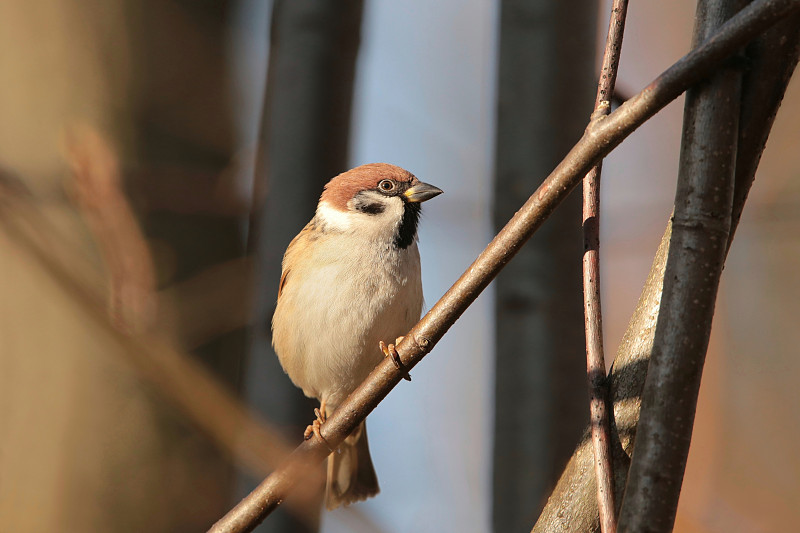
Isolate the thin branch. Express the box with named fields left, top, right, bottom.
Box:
left=208, top=1, right=800, bottom=531
left=62, top=124, right=157, bottom=334
left=583, top=2, right=629, bottom=532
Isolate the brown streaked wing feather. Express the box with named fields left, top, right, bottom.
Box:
left=278, top=269, right=289, bottom=299
left=277, top=220, right=317, bottom=301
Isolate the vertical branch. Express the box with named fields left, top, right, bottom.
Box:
left=617, top=0, right=745, bottom=531
left=583, top=3, right=629, bottom=532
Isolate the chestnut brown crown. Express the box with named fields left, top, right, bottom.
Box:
left=320, top=163, right=418, bottom=211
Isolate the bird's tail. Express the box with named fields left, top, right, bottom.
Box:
left=325, top=420, right=379, bottom=510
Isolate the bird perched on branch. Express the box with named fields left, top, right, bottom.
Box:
left=272, top=163, right=442, bottom=510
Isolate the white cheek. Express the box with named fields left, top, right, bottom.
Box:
left=357, top=197, right=405, bottom=242
left=316, top=201, right=354, bottom=231
left=317, top=197, right=406, bottom=245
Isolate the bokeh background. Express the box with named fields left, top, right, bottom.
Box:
left=1, top=1, right=798, bottom=532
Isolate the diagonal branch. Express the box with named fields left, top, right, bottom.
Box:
left=729, top=10, right=800, bottom=249
left=583, top=2, right=629, bottom=532
left=209, top=1, right=800, bottom=531
left=62, top=124, right=157, bottom=334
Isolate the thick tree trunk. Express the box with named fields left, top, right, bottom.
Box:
left=243, top=1, right=365, bottom=531
left=493, top=0, right=597, bottom=530
left=617, top=2, right=744, bottom=529
left=126, top=2, right=248, bottom=530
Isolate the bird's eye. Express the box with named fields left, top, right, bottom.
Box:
left=378, top=179, right=395, bottom=192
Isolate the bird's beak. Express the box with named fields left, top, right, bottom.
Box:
left=404, top=181, right=443, bottom=203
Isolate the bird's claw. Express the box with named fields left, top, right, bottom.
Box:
left=304, top=404, right=334, bottom=452
left=380, top=337, right=411, bottom=381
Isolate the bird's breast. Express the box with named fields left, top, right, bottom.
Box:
left=272, top=235, right=423, bottom=405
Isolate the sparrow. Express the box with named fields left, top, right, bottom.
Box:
left=271, top=163, right=442, bottom=510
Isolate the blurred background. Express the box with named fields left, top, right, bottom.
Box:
left=0, top=1, right=798, bottom=532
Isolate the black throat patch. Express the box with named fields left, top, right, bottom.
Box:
left=395, top=201, right=421, bottom=249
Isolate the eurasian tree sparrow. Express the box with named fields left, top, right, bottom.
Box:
left=271, top=163, right=442, bottom=510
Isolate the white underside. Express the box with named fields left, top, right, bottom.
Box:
left=272, top=200, right=423, bottom=410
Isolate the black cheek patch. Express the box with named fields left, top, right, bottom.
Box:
left=353, top=197, right=386, bottom=215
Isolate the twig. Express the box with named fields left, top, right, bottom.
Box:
left=62, top=124, right=157, bottom=334
left=583, top=2, right=628, bottom=532
left=209, top=1, right=800, bottom=531
left=616, top=0, right=745, bottom=530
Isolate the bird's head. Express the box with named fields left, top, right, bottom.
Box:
left=317, top=163, right=443, bottom=249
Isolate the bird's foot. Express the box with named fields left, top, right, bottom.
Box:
left=304, top=403, right=334, bottom=452
left=380, top=337, right=411, bottom=381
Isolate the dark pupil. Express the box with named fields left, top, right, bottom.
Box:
left=381, top=181, right=392, bottom=190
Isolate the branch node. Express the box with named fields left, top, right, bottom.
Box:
left=415, top=334, right=431, bottom=350
left=591, top=100, right=612, bottom=121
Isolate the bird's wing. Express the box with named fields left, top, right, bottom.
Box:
left=277, top=268, right=289, bottom=300
left=277, top=218, right=319, bottom=301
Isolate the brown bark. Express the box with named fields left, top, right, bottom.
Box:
left=583, top=2, right=629, bottom=532
left=533, top=5, right=800, bottom=532
left=617, top=1, right=745, bottom=529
